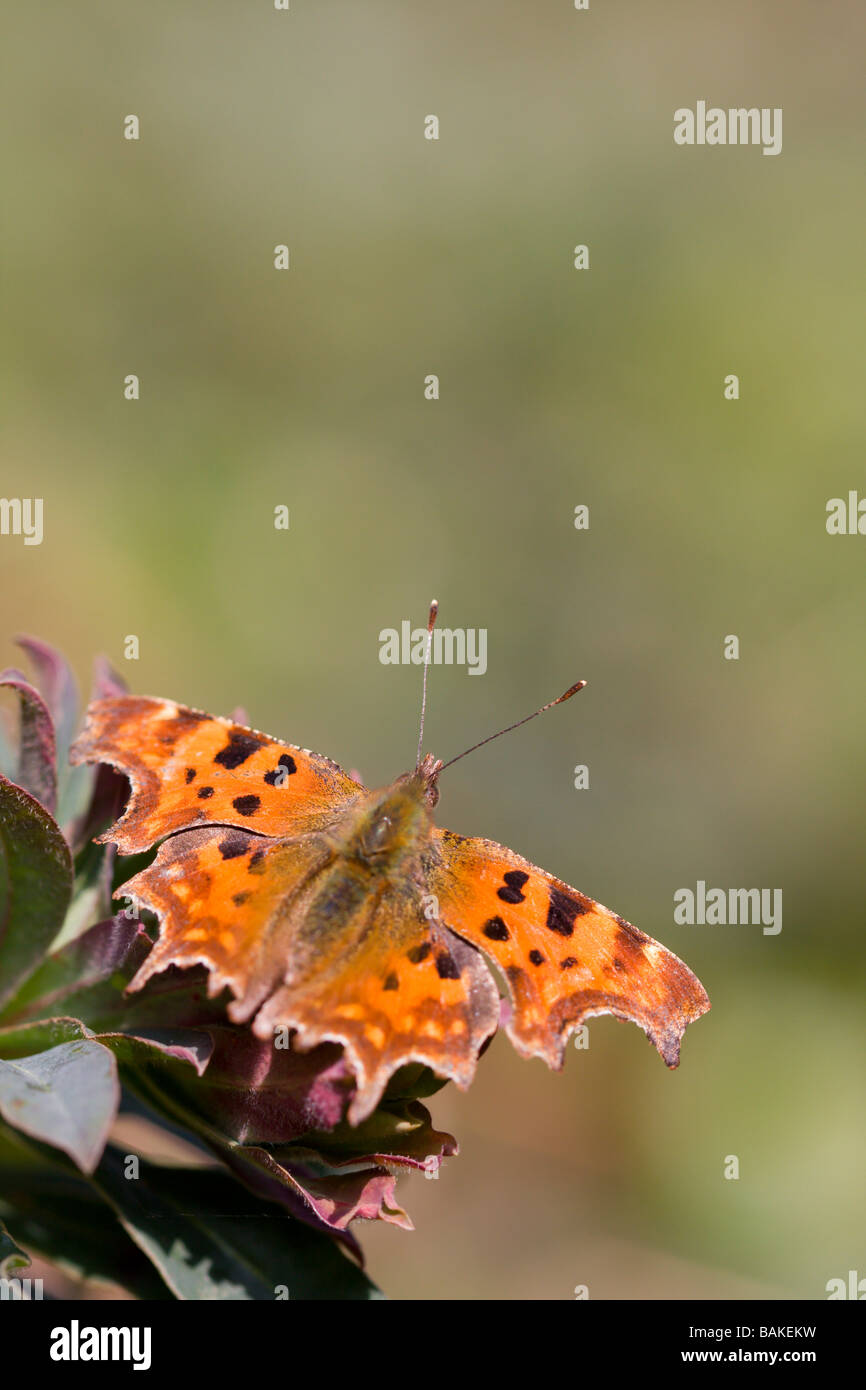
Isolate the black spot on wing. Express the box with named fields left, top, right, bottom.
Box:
left=197, top=786, right=214, bottom=799
left=435, top=949, right=460, bottom=980
left=546, top=885, right=591, bottom=937
left=232, top=891, right=251, bottom=906
left=383, top=973, right=399, bottom=992
left=483, top=916, right=510, bottom=942
left=219, top=833, right=252, bottom=861
left=407, top=942, right=431, bottom=964
left=214, top=730, right=266, bottom=769
left=560, top=956, right=579, bottom=970
left=497, top=869, right=529, bottom=904
left=264, top=754, right=297, bottom=786
left=185, top=767, right=196, bottom=783
left=529, top=949, right=545, bottom=966
left=232, top=794, right=261, bottom=816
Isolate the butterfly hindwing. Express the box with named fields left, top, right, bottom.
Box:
left=252, top=898, right=499, bottom=1125
left=428, top=828, right=710, bottom=1070
left=120, top=824, right=332, bottom=1019
left=110, top=787, right=499, bottom=1125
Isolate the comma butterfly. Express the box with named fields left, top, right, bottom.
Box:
left=70, top=603, right=709, bottom=1123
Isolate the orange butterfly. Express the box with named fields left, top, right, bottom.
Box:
left=70, top=603, right=709, bottom=1123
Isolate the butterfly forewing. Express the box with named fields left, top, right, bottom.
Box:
left=70, top=696, right=363, bottom=852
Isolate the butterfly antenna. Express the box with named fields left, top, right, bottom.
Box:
left=416, top=599, right=439, bottom=769
left=439, top=679, right=587, bottom=772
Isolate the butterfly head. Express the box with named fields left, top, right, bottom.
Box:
left=344, top=765, right=441, bottom=869
left=410, top=751, right=444, bottom=805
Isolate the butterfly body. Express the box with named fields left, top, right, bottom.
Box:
left=71, top=695, right=709, bottom=1123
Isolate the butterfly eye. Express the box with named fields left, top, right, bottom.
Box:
left=367, top=815, right=393, bottom=853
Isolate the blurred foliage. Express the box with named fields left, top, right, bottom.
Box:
left=2, top=0, right=864, bottom=1298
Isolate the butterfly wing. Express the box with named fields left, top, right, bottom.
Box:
left=119, top=825, right=332, bottom=1019
left=122, top=822, right=498, bottom=1125
left=70, top=696, right=362, bottom=853
left=428, top=828, right=709, bottom=1069
left=252, top=898, right=499, bottom=1125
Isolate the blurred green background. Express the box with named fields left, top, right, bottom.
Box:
left=3, top=0, right=864, bottom=1299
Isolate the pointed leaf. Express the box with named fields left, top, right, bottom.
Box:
left=0, top=1015, right=212, bottom=1077
left=221, top=1142, right=413, bottom=1232
left=0, top=707, right=16, bottom=780
left=0, top=1038, right=119, bottom=1173
left=0, top=917, right=149, bottom=1026
left=91, top=655, right=127, bottom=701
left=0, top=668, right=57, bottom=813
left=17, top=637, right=91, bottom=833
left=0, top=916, right=228, bottom=1033
left=16, top=637, right=78, bottom=766
left=311, top=1098, right=458, bottom=1174
left=0, top=774, right=72, bottom=1010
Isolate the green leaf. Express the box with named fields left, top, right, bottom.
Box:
left=0, top=1038, right=119, bottom=1173
left=0, top=1014, right=212, bottom=1075
left=0, top=1171, right=169, bottom=1299
left=0, top=774, right=73, bottom=1010
left=385, top=1060, right=451, bottom=1102
left=0, top=1015, right=94, bottom=1055
left=0, top=916, right=146, bottom=1026
left=0, top=915, right=229, bottom=1034
left=51, top=838, right=115, bottom=950
left=91, top=1147, right=384, bottom=1300
left=0, top=1216, right=31, bottom=1277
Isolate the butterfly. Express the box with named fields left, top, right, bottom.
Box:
left=70, top=603, right=709, bottom=1124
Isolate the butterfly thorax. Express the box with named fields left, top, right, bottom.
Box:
left=322, top=769, right=438, bottom=880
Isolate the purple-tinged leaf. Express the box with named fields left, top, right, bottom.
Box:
left=162, top=1027, right=355, bottom=1145
left=219, top=1142, right=412, bottom=1232
left=91, top=655, right=127, bottom=701
left=0, top=707, right=16, bottom=780
left=0, top=1038, right=119, bottom=1174
left=0, top=774, right=72, bottom=1011
left=16, top=637, right=79, bottom=763
left=0, top=669, right=57, bottom=814
left=16, top=637, right=93, bottom=835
